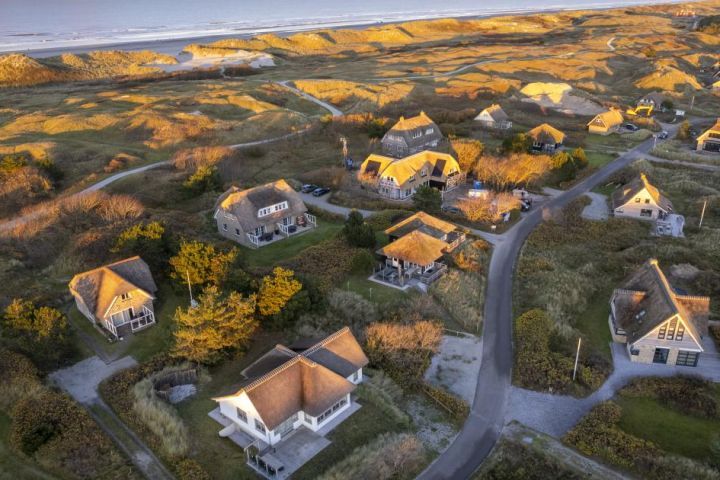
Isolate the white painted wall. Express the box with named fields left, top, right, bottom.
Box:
left=614, top=187, right=667, bottom=220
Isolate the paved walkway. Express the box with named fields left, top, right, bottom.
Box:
left=299, top=192, right=373, bottom=218
left=275, top=81, right=344, bottom=117
left=425, top=334, right=483, bottom=404
left=505, top=339, right=720, bottom=438
left=581, top=192, right=609, bottom=220
left=50, top=356, right=175, bottom=480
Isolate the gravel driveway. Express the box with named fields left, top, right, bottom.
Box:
left=581, top=192, right=609, bottom=220
left=425, top=334, right=483, bottom=404
left=505, top=339, right=720, bottom=438
left=50, top=355, right=137, bottom=404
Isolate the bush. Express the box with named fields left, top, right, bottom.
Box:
left=430, top=268, right=483, bottom=332
left=317, top=433, right=426, bottom=480
left=113, top=220, right=174, bottom=272
left=365, top=209, right=412, bottom=231
left=284, top=236, right=363, bottom=291
left=365, top=321, right=442, bottom=388
left=350, top=249, right=376, bottom=275
left=479, top=437, right=585, bottom=479
left=421, top=382, right=469, bottom=423
left=342, top=210, right=376, bottom=248
left=412, top=185, right=441, bottom=214
left=183, top=165, right=221, bottom=194
left=621, top=376, right=718, bottom=418
left=169, top=240, right=238, bottom=289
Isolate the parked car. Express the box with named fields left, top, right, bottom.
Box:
left=624, top=123, right=639, bottom=132
left=657, top=130, right=669, bottom=139
left=312, top=187, right=330, bottom=197
left=520, top=200, right=532, bottom=212
left=301, top=184, right=318, bottom=193
left=441, top=205, right=462, bottom=215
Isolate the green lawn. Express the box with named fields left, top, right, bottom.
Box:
left=617, top=395, right=720, bottom=462
left=0, top=412, right=58, bottom=480
left=344, top=275, right=408, bottom=304
left=586, top=151, right=616, bottom=168
left=574, top=293, right=613, bottom=361
left=67, top=282, right=182, bottom=362
left=245, top=221, right=344, bottom=267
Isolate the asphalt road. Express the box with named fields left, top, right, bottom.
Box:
left=417, top=131, right=666, bottom=480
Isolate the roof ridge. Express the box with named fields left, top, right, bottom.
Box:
left=303, top=327, right=351, bottom=355
left=72, top=256, right=143, bottom=280
left=243, top=355, right=304, bottom=393
left=647, top=260, right=681, bottom=316
left=674, top=293, right=711, bottom=301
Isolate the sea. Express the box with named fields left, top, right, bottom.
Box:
left=0, top=0, right=682, bottom=56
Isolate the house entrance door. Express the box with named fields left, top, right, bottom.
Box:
left=653, top=348, right=669, bottom=364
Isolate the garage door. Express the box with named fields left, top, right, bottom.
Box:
left=676, top=350, right=699, bottom=367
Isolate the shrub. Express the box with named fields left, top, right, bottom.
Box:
left=317, top=433, right=426, bottom=480
left=175, top=458, right=212, bottom=480
left=258, top=266, right=303, bottom=316
left=450, top=138, right=484, bottom=172
left=365, top=321, right=442, bottom=388
left=479, top=437, right=585, bottom=479
left=365, top=209, right=412, bottom=231
left=0, top=348, right=44, bottom=413
left=342, top=210, right=376, bottom=248
left=412, top=185, right=441, bottom=214
left=283, top=236, right=362, bottom=291
left=356, top=383, right=410, bottom=430
left=183, top=165, right=221, bottom=194
left=350, top=249, right=376, bottom=275
left=621, top=376, right=718, bottom=418
left=113, top=221, right=174, bottom=272
left=421, top=382, right=469, bottom=423
left=676, top=120, right=691, bottom=141
left=501, top=132, right=531, bottom=154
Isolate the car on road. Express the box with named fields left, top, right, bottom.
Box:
left=301, top=184, right=318, bottom=193
left=312, top=187, right=330, bottom=197
left=520, top=199, right=532, bottom=212
left=657, top=130, right=669, bottom=139
left=441, top=205, right=462, bottom=215
left=624, top=123, right=639, bottom=132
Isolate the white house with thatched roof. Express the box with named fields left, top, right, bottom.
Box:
left=381, top=111, right=443, bottom=158
left=609, top=259, right=709, bottom=366
left=475, top=104, right=512, bottom=129
left=210, top=328, right=368, bottom=476
left=358, top=151, right=465, bottom=200
left=69, top=256, right=157, bottom=339
left=214, top=179, right=316, bottom=248
left=612, top=173, right=684, bottom=237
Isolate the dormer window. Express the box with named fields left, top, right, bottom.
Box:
left=121, top=293, right=131, bottom=301
left=258, top=201, right=288, bottom=218
left=426, top=128, right=434, bottom=135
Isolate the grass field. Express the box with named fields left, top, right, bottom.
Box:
left=617, top=395, right=720, bottom=462
left=245, top=221, right=344, bottom=267
left=573, top=292, right=613, bottom=359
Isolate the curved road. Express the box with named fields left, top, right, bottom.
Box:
left=418, top=130, right=674, bottom=479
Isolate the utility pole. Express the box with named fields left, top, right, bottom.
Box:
left=186, top=270, right=198, bottom=308
left=690, top=95, right=695, bottom=112
left=699, top=199, right=707, bottom=228
left=572, top=337, right=582, bottom=381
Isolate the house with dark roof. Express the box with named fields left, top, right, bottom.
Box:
left=69, top=256, right=157, bottom=339
left=373, top=212, right=465, bottom=289
left=528, top=123, right=565, bottom=153
left=358, top=151, right=465, bottom=200
left=214, top=179, right=316, bottom=248
left=609, top=259, right=709, bottom=366
left=381, top=111, right=443, bottom=157
left=210, top=328, right=367, bottom=476
left=475, top=104, right=512, bottom=129
left=696, top=119, right=720, bottom=153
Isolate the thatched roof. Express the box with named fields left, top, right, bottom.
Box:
left=69, top=256, right=157, bottom=319
left=477, top=104, right=509, bottom=122
left=378, top=230, right=449, bottom=266
left=359, top=151, right=460, bottom=186
left=214, top=327, right=368, bottom=430
left=612, top=259, right=709, bottom=343
left=697, top=119, right=720, bottom=143
left=382, top=111, right=443, bottom=150
left=528, top=123, right=565, bottom=144
left=215, top=179, right=308, bottom=232
left=384, top=211, right=458, bottom=239
left=588, top=109, right=624, bottom=129
left=611, top=173, right=673, bottom=212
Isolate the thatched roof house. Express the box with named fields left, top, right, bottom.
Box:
left=381, top=111, right=443, bottom=157
left=212, top=327, right=368, bottom=447
left=587, top=109, right=624, bottom=135
left=475, top=104, right=512, bottom=129
left=610, top=259, right=709, bottom=366
left=611, top=173, right=674, bottom=220
left=69, top=256, right=157, bottom=338
left=696, top=118, right=720, bottom=153
left=528, top=123, right=565, bottom=152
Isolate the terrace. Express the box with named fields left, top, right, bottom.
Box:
left=246, top=213, right=317, bottom=248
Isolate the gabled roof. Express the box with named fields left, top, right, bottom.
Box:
left=476, top=104, right=509, bottom=122
left=528, top=123, right=565, bottom=144
left=215, top=179, right=308, bottom=232
left=384, top=211, right=458, bottom=239
left=382, top=112, right=443, bottom=150
left=69, top=257, right=157, bottom=319
left=214, top=328, right=368, bottom=430
left=639, top=92, right=665, bottom=105
left=588, top=109, right=624, bottom=128
left=378, top=230, right=449, bottom=266
left=359, top=151, right=460, bottom=186
left=611, top=173, right=674, bottom=212
left=697, top=119, right=720, bottom=142
left=612, top=259, right=709, bottom=343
